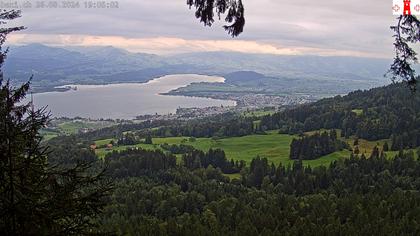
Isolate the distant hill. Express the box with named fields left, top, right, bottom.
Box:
left=224, top=71, right=267, bottom=83
left=168, top=69, right=386, bottom=97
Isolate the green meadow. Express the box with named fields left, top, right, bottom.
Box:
left=94, top=127, right=419, bottom=168
left=241, top=109, right=276, bottom=118
left=351, top=109, right=363, bottom=116
left=94, top=130, right=353, bottom=167
left=58, top=120, right=114, bottom=135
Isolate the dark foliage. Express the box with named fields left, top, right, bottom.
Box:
left=144, top=133, right=153, bottom=144
left=260, top=83, right=420, bottom=148
left=160, top=143, right=196, bottom=154
left=182, top=148, right=243, bottom=174
left=0, top=69, right=111, bottom=236
left=117, top=132, right=139, bottom=146
left=105, top=149, right=177, bottom=178
left=97, top=148, right=420, bottom=235
left=187, top=0, right=245, bottom=37
left=153, top=113, right=254, bottom=138
left=290, top=130, right=348, bottom=160
left=388, top=15, right=420, bottom=90
left=0, top=11, right=111, bottom=235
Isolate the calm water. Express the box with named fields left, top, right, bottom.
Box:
left=32, top=74, right=236, bottom=119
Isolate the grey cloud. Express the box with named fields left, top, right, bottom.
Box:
left=7, top=0, right=400, bottom=57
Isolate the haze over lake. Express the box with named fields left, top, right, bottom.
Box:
left=31, top=74, right=236, bottom=119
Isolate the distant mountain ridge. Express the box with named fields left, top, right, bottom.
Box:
left=4, top=44, right=393, bottom=94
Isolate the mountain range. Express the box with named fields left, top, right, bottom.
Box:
left=4, top=43, right=392, bottom=94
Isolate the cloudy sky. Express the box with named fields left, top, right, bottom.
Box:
left=6, top=0, right=397, bottom=58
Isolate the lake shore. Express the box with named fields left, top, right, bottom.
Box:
left=29, top=74, right=236, bottom=119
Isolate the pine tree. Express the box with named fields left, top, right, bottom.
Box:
left=144, top=134, right=153, bottom=144
left=370, top=146, right=380, bottom=159
left=388, top=15, right=420, bottom=89
left=383, top=142, right=389, bottom=152
left=354, top=146, right=360, bottom=155
left=354, top=138, right=359, bottom=146
left=0, top=11, right=111, bottom=235
left=330, top=129, right=337, bottom=140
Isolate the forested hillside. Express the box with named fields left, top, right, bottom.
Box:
left=46, top=131, right=420, bottom=235
left=83, top=145, right=420, bottom=235
left=260, top=83, right=420, bottom=149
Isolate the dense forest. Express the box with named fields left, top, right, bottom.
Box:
left=43, top=133, right=420, bottom=236
left=103, top=147, right=243, bottom=177
left=289, top=130, right=348, bottom=160
left=32, top=121, right=420, bottom=236
left=42, top=122, right=420, bottom=235
left=93, top=146, right=420, bottom=235
left=260, top=83, right=420, bottom=148
left=182, top=149, right=244, bottom=174
left=151, top=113, right=255, bottom=138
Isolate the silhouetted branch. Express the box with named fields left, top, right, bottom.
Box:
left=187, top=0, right=245, bottom=37
left=388, top=15, right=420, bottom=91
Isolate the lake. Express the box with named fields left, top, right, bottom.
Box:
left=31, top=74, right=236, bottom=119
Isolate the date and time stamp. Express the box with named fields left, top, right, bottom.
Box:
left=0, top=0, right=119, bottom=9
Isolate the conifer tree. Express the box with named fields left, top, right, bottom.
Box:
left=0, top=10, right=111, bottom=235
left=383, top=142, right=389, bottom=152
left=145, top=134, right=153, bottom=144
left=388, top=15, right=420, bottom=90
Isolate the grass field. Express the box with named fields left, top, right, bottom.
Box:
left=95, top=131, right=295, bottom=164
left=223, top=173, right=241, bottom=180
left=95, top=131, right=353, bottom=167
left=40, top=119, right=116, bottom=140
left=384, top=149, right=419, bottom=158
left=242, top=109, right=276, bottom=118
left=40, top=130, right=60, bottom=141
left=58, top=120, right=114, bottom=135
left=310, top=150, right=352, bottom=165
left=92, top=125, right=420, bottom=168
left=351, top=109, right=363, bottom=116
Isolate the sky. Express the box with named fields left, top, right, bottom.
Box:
left=5, top=0, right=398, bottom=58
